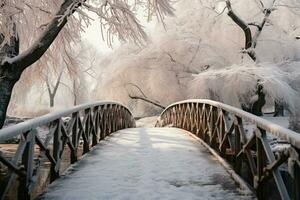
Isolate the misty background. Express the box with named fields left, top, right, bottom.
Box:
left=7, top=0, right=300, bottom=119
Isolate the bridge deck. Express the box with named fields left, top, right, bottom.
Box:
left=40, top=128, right=254, bottom=200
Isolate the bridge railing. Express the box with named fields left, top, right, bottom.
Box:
left=156, top=99, right=300, bottom=200
left=0, top=102, right=135, bottom=200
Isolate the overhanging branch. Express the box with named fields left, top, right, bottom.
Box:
left=3, top=0, right=84, bottom=73
left=129, top=95, right=165, bottom=109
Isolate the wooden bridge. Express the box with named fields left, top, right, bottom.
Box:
left=0, top=100, right=299, bottom=200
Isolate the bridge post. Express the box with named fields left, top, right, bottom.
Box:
left=18, top=130, right=35, bottom=200
left=234, top=123, right=242, bottom=174
left=102, top=109, right=107, bottom=138
left=50, top=120, right=62, bottom=182
left=293, top=149, right=300, bottom=200
left=71, top=113, right=78, bottom=163
left=209, top=106, right=218, bottom=148
left=0, top=102, right=134, bottom=199
left=255, top=128, right=268, bottom=200
left=92, top=107, right=99, bottom=146
left=157, top=100, right=300, bottom=200
left=83, top=109, right=91, bottom=154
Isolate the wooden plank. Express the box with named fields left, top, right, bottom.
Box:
left=258, top=128, right=290, bottom=200
left=50, top=120, right=62, bottom=182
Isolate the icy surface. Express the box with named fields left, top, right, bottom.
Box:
left=41, top=128, right=254, bottom=200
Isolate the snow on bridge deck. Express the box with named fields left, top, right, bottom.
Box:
left=40, top=127, right=254, bottom=200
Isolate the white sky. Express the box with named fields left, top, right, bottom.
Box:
left=82, top=17, right=116, bottom=54
left=82, top=11, right=157, bottom=55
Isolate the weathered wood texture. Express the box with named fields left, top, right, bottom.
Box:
left=156, top=99, right=300, bottom=200
left=0, top=102, right=135, bottom=200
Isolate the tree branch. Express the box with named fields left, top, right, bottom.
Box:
left=3, top=0, right=84, bottom=73
left=45, top=76, right=52, bottom=96
left=125, top=82, right=148, bottom=98
left=129, top=95, right=165, bottom=109
left=52, top=67, right=64, bottom=97
left=251, top=8, right=272, bottom=48
left=225, top=0, right=256, bottom=61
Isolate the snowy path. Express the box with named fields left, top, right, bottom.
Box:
left=40, top=128, right=254, bottom=200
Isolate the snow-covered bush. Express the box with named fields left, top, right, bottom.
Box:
left=188, top=62, right=300, bottom=111
left=92, top=0, right=300, bottom=118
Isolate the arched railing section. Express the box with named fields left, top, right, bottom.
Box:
left=0, top=102, right=135, bottom=200
left=156, top=99, right=300, bottom=200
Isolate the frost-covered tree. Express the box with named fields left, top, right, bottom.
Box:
left=43, top=67, right=65, bottom=108
left=194, top=0, right=300, bottom=115
left=0, top=0, right=174, bottom=128
left=93, top=0, right=300, bottom=122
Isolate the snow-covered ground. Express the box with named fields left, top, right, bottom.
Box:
left=263, top=116, right=289, bottom=128
left=135, top=116, right=158, bottom=127
left=40, top=128, right=254, bottom=200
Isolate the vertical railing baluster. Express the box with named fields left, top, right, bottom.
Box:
left=103, top=107, right=107, bottom=137
left=234, top=120, right=242, bottom=174
left=51, top=120, right=62, bottom=182
left=0, top=102, right=134, bottom=200
left=83, top=109, right=90, bottom=154
left=100, top=108, right=105, bottom=140
left=71, top=113, right=78, bottom=163
left=255, top=128, right=264, bottom=200
left=92, top=107, right=99, bottom=146
left=112, top=105, right=116, bottom=133
left=293, top=148, right=300, bottom=200
left=219, top=111, right=224, bottom=146
left=18, top=130, right=36, bottom=200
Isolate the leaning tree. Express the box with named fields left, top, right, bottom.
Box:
left=191, top=0, right=300, bottom=115
left=0, top=0, right=174, bottom=128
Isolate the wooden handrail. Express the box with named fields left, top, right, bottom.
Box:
left=0, top=101, right=135, bottom=200
left=156, top=99, right=300, bottom=200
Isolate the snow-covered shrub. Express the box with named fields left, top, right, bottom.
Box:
left=91, top=0, right=300, bottom=117
left=188, top=62, right=300, bottom=111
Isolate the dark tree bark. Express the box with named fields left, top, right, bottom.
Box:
left=129, top=95, right=165, bottom=109
left=225, top=1, right=273, bottom=62
left=45, top=68, right=64, bottom=108
left=0, top=21, right=20, bottom=128
left=251, top=84, right=265, bottom=116
left=49, top=96, right=54, bottom=107
left=126, top=83, right=165, bottom=109
left=225, top=0, right=256, bottom=61
left=225, top=1, right=276, bottom=116
left=274, top=101, right=284, bottom=117
left=0, top=0, right=84, bottom=128
left=0, top=75, right=20, bottom=128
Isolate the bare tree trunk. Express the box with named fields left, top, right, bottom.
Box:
left=274, top=101, right=284, bottom=117
left=45, top=68, right=63, bottom=108
left=225, top=0, right=256, bottom=61
left=0, top=74, right=19, bottom=128
left=225, top=1, right=277, bottom=116
left=0, top=61, right=20, bottom=128
left=251, top=83, right=265, bottom=116
left=49, top=95, right=54, bottom=107
left=0, top=0, right=83, bottom=128
left=0, top=19, right=20, bottom=128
